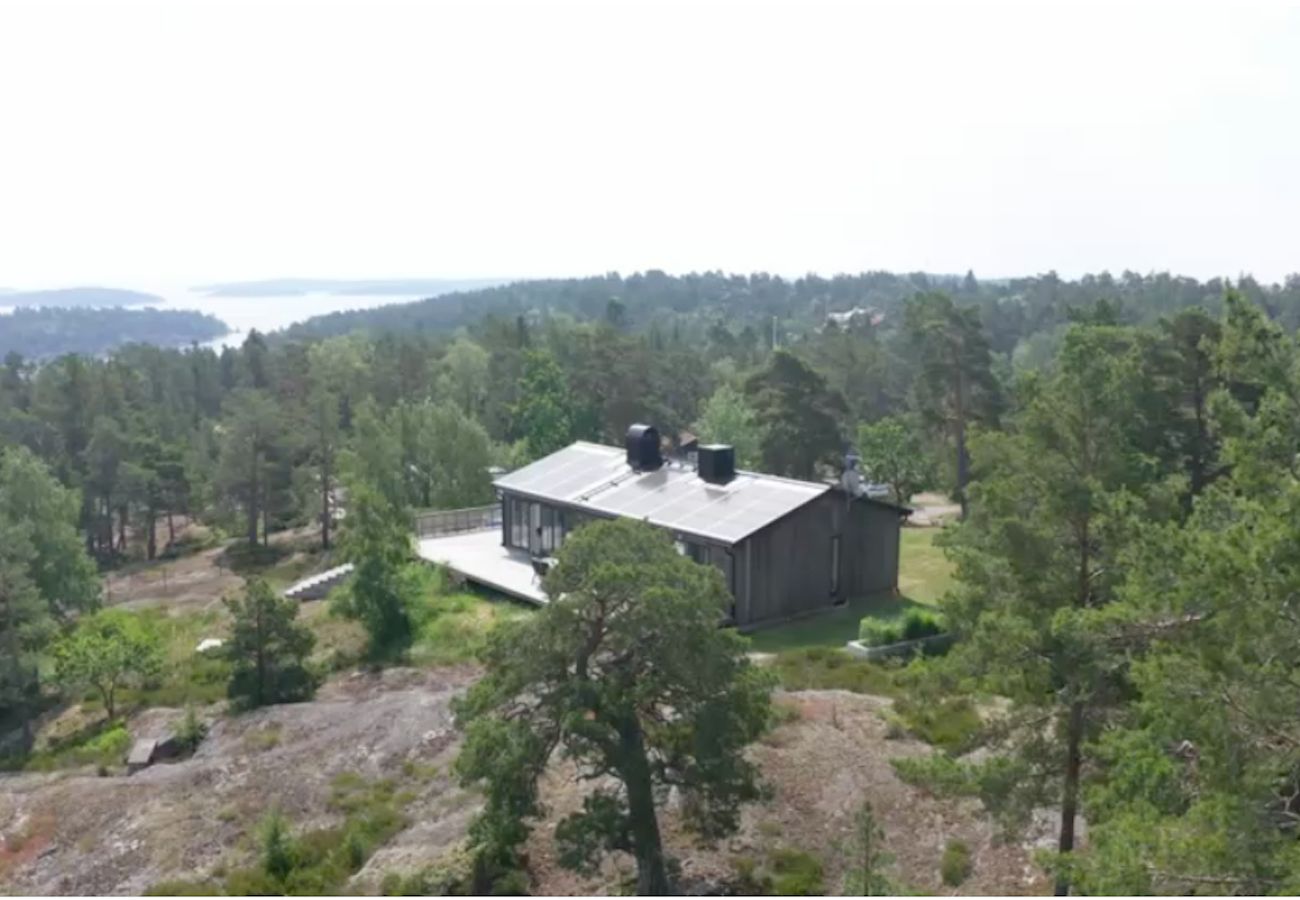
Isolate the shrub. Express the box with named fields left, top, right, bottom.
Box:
left=21, top=722, right=131, bottom=772
left=860, top=609, right=947, bottom=647
left=768, top=848, right=824, bottom=896
left=859, top=618, right=903, bottom=647
left=892, top=695, right=982, bottom=753
left=940, top=838, right=973, bottom=886
left=260, top=809, right=297, bottom=882
left=901, top=609, right=946, bottom=642
left=175, top=705, right=208, bottom=756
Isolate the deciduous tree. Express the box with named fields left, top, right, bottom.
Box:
left=856, top=416, right=934, bottom=505
left=53, top=609, right=163, bottom=721
left=513, top=349, right=577, bottom=460
left=693, top=383, right=765, bottom=469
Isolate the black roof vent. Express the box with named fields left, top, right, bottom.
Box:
left=698, top=444, right=736, bottom=485
left=626, top=424, right=663, bottom=472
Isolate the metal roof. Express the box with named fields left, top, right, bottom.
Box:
left=493, top=441, right=830, bottom=544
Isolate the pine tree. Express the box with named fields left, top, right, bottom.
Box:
left=225, top=579, right=317, bottom=708
left=454, top=519, right=773, bottom=895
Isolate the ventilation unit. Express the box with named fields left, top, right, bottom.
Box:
left=625, top=423, right=663, bottom=472
left=697, top=444, right=736, bottom=484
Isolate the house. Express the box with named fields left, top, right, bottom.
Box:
left=485, top=424, right=908, bottom=628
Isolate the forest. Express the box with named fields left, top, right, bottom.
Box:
left=0, top=306, right=227, bottom=360
left=4, top=268, right=1300, bottom=893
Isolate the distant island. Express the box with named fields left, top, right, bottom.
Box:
left=0, top=307, right=227, bottom=360
left=0, top=286, right=166, bottom=308
left=196, top=277, right=508, bottom=298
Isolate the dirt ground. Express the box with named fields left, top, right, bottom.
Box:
left=103, top=525, right=331, bottom=614
left=907, top=493, right=962, bottom=528
left=0, top=675, right=1050, bottom=896
left=526, top=690, right=1048, bottom=896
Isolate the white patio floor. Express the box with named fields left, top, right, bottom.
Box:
left=416, top=529, right=548, bottom=605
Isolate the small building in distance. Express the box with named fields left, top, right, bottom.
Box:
left=491, top=424, right=909, bottom=628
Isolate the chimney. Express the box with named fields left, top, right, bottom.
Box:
left=625, top=423, right=663, bottom=472
left=698, top=444, right=736, bottom=485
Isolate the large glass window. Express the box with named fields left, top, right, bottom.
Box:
left=509, top=498, right=528, bottom=550
left=506, top=499, right=570, bottom=556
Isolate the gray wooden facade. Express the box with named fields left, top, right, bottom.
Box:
left=497, top=483, right=905, bottom=629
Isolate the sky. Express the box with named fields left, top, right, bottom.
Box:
left=1, top=0, right=1297, bottom=288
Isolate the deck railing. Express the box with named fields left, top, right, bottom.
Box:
left=413, top=504, right=502, bottom=539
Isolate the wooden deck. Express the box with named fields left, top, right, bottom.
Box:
left=416, top=529, right=548, bottom=605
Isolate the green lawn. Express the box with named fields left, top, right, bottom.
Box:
left=896, top=526, right=956, bottom=605
left=745, top=527, right=954, bottom=653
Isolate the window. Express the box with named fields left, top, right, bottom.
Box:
left=830, top=535, right=841, bottom=597
left=509, top=498, right=527, bottom=549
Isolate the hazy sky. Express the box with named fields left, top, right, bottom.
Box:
left=1, top=0, right=1297, bottom=287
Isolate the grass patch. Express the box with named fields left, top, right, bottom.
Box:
left=891, top=695, right=982, bottom=754
left=146, top=772, right=414, bottom=896
left=12, top=721, right=131, bottom=773
left=242, top=724, right=283, bottom=753
left=732, top=847, right=825, bottom=895
left=768, top=647, right=901, bottom=697
left=768, top=647, right=980, bottom=751
left=300, top=601, right=369, bottom=672
left=408, top=570, right=532, bottom=667
left=105, top=608, right=232, bottom=710
left=896, top=527, right=955, bottom=605
left=745, top=528, right=953, bottom=653
left=940, top=838, right=973, bottom=886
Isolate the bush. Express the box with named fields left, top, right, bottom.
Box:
left=731, top=848, right=825, bottom=896
left=901, top=609, right=946, bottom=642
left=859, top=618, right=903, bottom=647
left=768, top=848, right=825, bottom=896
left=859, top=609, right=946, bottom=647
left=892, top=695, right=982, bottom=753
left=20, top=722, right=131, bottom=772
left=940, top=838, right=973, bottom=886
left=175, top=705, right=208, bottom=756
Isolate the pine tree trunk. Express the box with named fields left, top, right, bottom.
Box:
left=247, top=456, right=260, bottom=548
left=320, top=452, right=332, bottom=551
left=619, top=718, right=670, bottom=895
left=146, top=506, right=157, bottom=560
left=1055, top=700, right=1085, bottom=895
left=954, top=365, right=969, bottom=520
